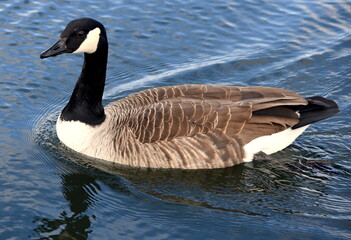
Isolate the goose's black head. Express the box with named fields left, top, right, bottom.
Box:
left=40, top=18, right=107, bottom=59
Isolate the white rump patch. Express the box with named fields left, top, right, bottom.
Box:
left=243, top=125, right=309, bottom=162
left=73, top=27, right=101, bottom=54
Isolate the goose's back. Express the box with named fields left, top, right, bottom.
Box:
left=98, top=85, right=307, bottom=169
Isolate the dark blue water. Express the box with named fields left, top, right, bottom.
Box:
left=1, top=0, right=350, bottom=239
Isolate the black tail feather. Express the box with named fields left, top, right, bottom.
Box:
left=292, top=96, right=339, bottom=129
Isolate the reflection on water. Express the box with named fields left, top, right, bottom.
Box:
left=30, top=140, right=351, bottom=239
left=33, top=173, right=95, bottom=239
left=31, top=155, right=131, bottom=239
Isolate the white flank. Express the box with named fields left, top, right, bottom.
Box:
left=56, top=116, right=96, bottom=153
left=73, top=27, right=101, bottom=54
left=243, top=125, right=309, bottom=162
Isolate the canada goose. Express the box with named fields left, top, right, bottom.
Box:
left=40, top=18, right=339, bottom=169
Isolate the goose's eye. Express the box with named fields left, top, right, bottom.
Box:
left=77, top=31, right=85, bottom=37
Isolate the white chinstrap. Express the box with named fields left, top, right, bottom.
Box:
left=73, top=27, right=101, bottom=54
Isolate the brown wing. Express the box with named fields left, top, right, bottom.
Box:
left=120, top=84, right=307, bottom=144
left=238, top=87, right=307, bottom=143
left=131, top=96, right=252, bottom=143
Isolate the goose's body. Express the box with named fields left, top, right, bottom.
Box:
left=41, top=18, right=339, bottom=169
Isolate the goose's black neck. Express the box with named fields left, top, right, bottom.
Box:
left=61, top=42, right=108, bottom=126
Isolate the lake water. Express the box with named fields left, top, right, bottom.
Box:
left=1, top=0, right=351, bottom=239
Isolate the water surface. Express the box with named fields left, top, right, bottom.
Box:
left=0, top=0, right=350, bottom=239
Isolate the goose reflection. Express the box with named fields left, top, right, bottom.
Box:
left=32, top=172, right=99, bottom=239
left=32, top=159, right=129, bottom=239
left=32, top=140, right=334, bottom=239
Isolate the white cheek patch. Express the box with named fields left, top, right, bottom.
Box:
left=73, top=27, right=101, bottom=54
